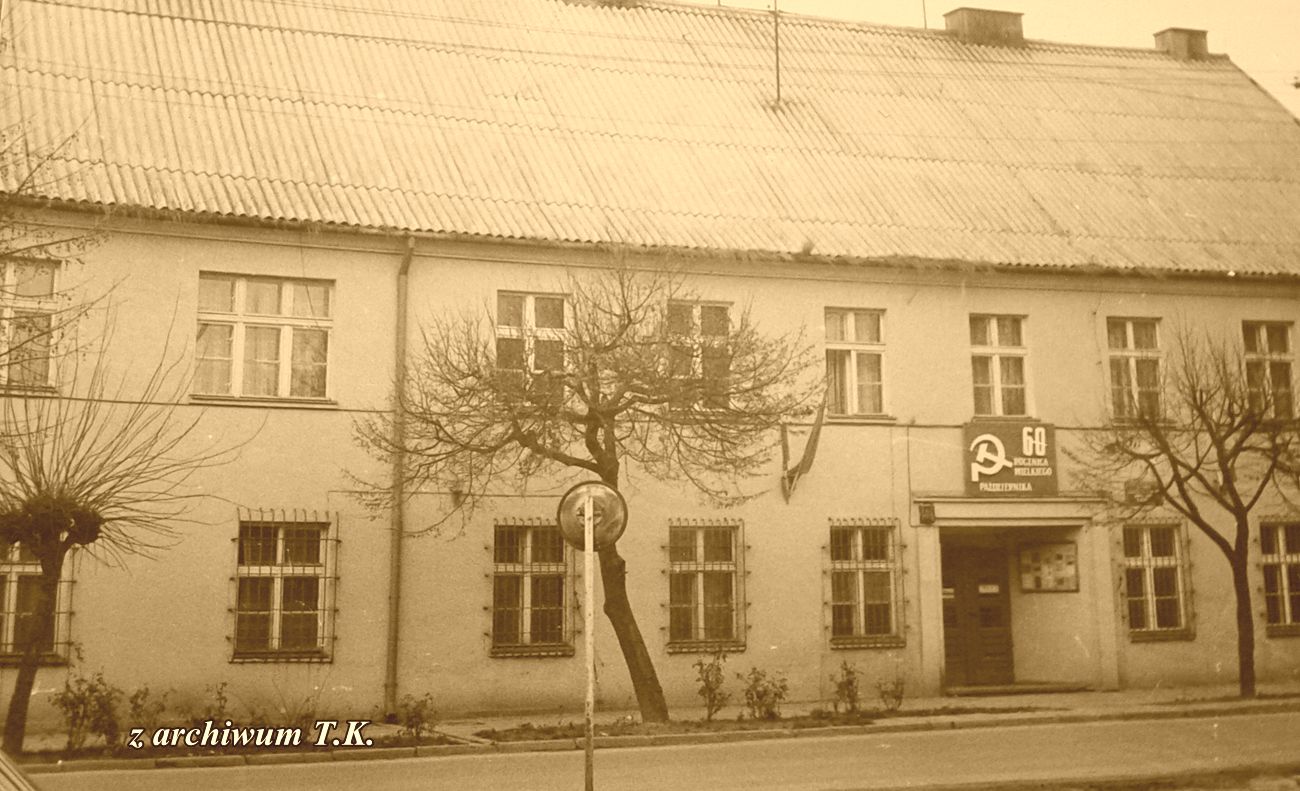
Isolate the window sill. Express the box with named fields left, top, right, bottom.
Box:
left=1266, top=623, right=1300, bottom=639
left=490, top=644, right=575, bottom=659
left=230, top=650, right=332, bottom=663
left=191, top=395, right=339, bottom=410
left=0, top=385, right=58, bottom=397
left=826, top=414, right=897, bottom=425
left=0, top=653, right=68, bottom=667
left=969, top=415, right=1038, bottom=422
left=830, top=636, right=905, bottom=650
left=1128, top=628, right=1194, bottom=643
left=666, top=640, right=746, bottom=655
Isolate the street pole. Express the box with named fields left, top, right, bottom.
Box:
left=583, top=493, right=595, bottom=791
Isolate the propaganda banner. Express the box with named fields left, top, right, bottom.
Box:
left=963, top=422, right=1058, bottom=497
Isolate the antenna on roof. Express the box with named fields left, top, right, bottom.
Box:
left=772, top=0, right=782, bottom=106
left=922, top=0, right=929, bottom=29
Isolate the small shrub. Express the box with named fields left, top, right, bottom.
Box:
left=396, top=692, right=437, bottom=743
left=831, top=661, right=861, bottom=714
left=692, top=651, right=730, bottom=721
left=738, top=667, right=788, bottom=720
left=51, top=671, right=123, bottom=752
left=188, top=681, right=230, bottom=727
left=876, top=674, right=905, bottom=712
left=127, top=685, right=171, bottom=735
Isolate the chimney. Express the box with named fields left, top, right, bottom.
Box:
left=944, top=8, right=1024, bottom=47
left=1154, top=28, right=1208, bottom=60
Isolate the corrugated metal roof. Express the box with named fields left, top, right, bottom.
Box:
left=3, top=0, right=1300, bottom=276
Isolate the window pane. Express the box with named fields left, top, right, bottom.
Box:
left=668, top=573, right=696, bottom=640
left=14, top=577, right=53, bottom=652
left=13, top=262, right=55, bottom=298
left=702, top=572, right=734, bottom=639
left=1285, top=525, right=1300, bottom=554
left=292, top=282, right=331, bottom=319
left=824, top=310, right=846, bottom=343
left=700, top=306, right=729, bottom=338
left=668, top=527, right=695, bottom=563
left=702, top=347, right=730, bottom=408
left=531, top=526, right=563, bottom=564
left=829, top=527, right=854, bottom=562
left=497, top=294, right=524, bottom=327
left=195, top=323, right=233, bottom=394
left=970, top=316, right=990, bottom=346
left=495, top=525, right=522, bottom=564
left=7, top=311, right=52, bottom=386
left=283, top=526, right=322, bottom=565
left=971, top=356, right=992, bottom=386
left=1149, top=527, right=1176, bottom=558
left=1132, top=321, right=1158, bottom=350
left=1267, top=324, right=1290, bottom=354
left=198, top=275, right=235, bottom=312
left=1122, top=527, right=1143, bottom=558
left=996, top=317, right=1022, bottom=347
left=534, top=339, right=564, bottom=372
left=1110, top=358, right=1133, bottom=417
left=1243, top=323, right=1261, bottom=354
left=530, top=575, right=565, bottom=643
left=238, top=524, right=277, bottom=565
left=493, top=575, right=522, bottom=645
left=853, top=311, right=881, bottom=344
left=534, top=297, right=565, bottom=329
left=1263, top=565, right=1281, bottom=624
left=290, top=329, right=328, bottom=398
left=1261, top=525, right=1279, bottom=556
left=861, top=527, right=889, bottom=561
left=830, top=572, right=857, bottom=636
left=826, top=350, right=849, bottom=415
left=496, top=337, right=525, bottom=370
left=246, top=280, right=282, bottom=315
left=702, top=527, right=733, bottom=563
left=862, top=571, right=892, bottom=634
left=1000, top=357, right=1026, bottom=415
left=1107, top=320, right=1129, bottom=350
left=243, top=326, right=281, bottom=396
left=1271, top=362, right=1293, bottom=418
left=856, top=353, right=882, bottom=414
left=667, top=302, right=693, bottom=335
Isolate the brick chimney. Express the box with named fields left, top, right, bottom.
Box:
left=1154, top=28, right=1208, bottom=60
left=944, top=8, right=1024, bottom=47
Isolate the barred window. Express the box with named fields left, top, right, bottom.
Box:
left=970, top=315, right=1027, bottom=416
left=0, top=543, right=72, bottom=662
left=196, top=274, right=333, bottom=400
left=1122, top=524, right=1192, bottom=639
left=0, top=259, right=59, bottom=388
left=667, top=521, right=745, bottom=653
left=1243, top=322, right=1293, bottom=419
left=491, top=521, right=574, bottom=657
left=1262, top=523, right=1300, bottom=634
left=232, top=515, right=337, bottom=661
left=828, top=520, right=903, bottom=647
left=1107, top=318, right=1161, bottom=420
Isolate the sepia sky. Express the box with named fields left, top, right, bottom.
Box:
left=702, top=1, right=1300, bottom=118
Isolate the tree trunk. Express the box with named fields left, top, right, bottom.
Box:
left=598, top=545, right=669, bottom=723
left=3, top=562, right=62, bottom=754
left=1230, top=552, right=1257, bottom=699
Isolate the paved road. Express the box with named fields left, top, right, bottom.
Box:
left=33, top=711, right=1300, bottom=791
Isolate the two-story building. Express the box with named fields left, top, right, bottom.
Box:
left=1, top=0, right=1299, bottom=726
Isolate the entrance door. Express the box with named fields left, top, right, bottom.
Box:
left=941, top=544, right=1014, bottom=686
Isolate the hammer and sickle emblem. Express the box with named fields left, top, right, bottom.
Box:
left=969, top=433, right=1012, bottom=482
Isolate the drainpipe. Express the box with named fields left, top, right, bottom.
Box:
left=383, top=235, right=414, bottom=717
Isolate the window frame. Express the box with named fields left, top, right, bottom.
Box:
left=0, top=543, right=73, bottom=665
left=489, top=519, right=576, bottom=658
left=969, top=314, right=1029, bottom=417
left=666, top=300, right=732, bottom=411
left=1120, top=522, right=1194, bottom=642
left=1243, top=322, right=1294, bottom=420
left=0, top=258, right=60, bottom=390
left=665, top=519, right=746, bottom=654
left=1106, top=317, right=1163, bottom=421
left=230, top=514, right=338, bottom=663
left=826, top=518, right=905, bottom=649
left=824, top=308, right=886, bottom=418
left=195, top=273, right=334, bottom=402
left=1261, top=522, right=1300, bottom=637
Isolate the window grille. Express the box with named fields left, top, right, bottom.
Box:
left=489, top=518, right=575, bottom=657
left=666, top=519, right=745, bottom=653
left=826, top=518, right=904, bottom=648
left=0, top=543, right=73, bottom=663
left=230, top=509, right=339, bottom=662
left=1120, top=522, right=1193, bottom=641
left=1261, top=523, right=1300, bottom=636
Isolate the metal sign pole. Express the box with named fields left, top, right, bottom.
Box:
left=583, top=493, right=595, bottom=791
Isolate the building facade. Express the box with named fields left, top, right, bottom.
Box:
left=1, top=0, right=1299, bottom=725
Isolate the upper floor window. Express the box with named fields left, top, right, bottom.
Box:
left=1121, top=523, right=1191, bottom=640
left=233, top=518, right=337, bottom=661
left=970, top=315, right=1026, bottom=416
left=825, top=309, right=884, bottom=416
left=0, top=542, right=72, bottom=662
left=495, top=292, right=567, bottom=404
left=1262, top=523, right=1300, bottom=635
left=1107, top=318, right=1161, bottom=420
left=667, top=301, right=731, bottom=410
left=195, top=274, right=332, bottom=400
left=0, top=259, right=58, bottom=388
left=667, top=520, right=745, bottom=652
left=1243, top=322, right=1293, bottom=419
left=828, top=520, right=903, bottom=647
left=491, top=521, right=574, bottom=657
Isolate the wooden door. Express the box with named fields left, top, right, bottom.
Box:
left=941, top=544, right=1014, bottom=686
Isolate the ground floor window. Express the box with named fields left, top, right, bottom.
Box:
left=491, top=520, right=574, bottom=657
left=667, top=520, right=745, bottom=652
left=1121, top=523, right=1192, bottom=640
left=1262, top=523, right=1300, bottom=635
left=0, top=543, right=72, bottom=661
left=828, top=519, right=903, bottom=647
left=232, top=514, right=337, bottom=661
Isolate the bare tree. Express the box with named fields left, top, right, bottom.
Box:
left=0, top=334, right=238, bottom=752
left=357, top=266, right=816, bottom=722
left=1073, top=325, right=1300, bottom=698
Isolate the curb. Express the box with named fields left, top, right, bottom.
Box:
left=22, top=699, right=1300, bottom=775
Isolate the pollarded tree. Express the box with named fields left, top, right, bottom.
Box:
left=357, top=266, right=816, bottom=722
left=0, top=335, right=237, bottom=752
left=1074, top=324, right=1300, bottom=698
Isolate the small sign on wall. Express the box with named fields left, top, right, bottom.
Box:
left=1019, top=542, right=1079, bottom=592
